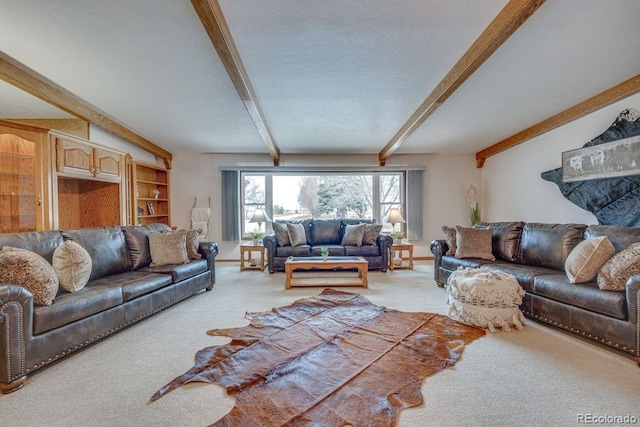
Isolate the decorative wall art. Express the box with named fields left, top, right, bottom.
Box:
left=562, top=135, right=640, bottom=182
left=542, top=108, right=640, bottom=227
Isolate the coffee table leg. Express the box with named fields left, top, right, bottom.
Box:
left=285, top=264, right=292, bottom=289
left=361, top=266, right=368, bottom=288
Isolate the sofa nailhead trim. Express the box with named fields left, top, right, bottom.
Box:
left=2, top=301, right=25, bottom=383
left=523, top=310, right=636, bottom=355
left=26, top=288, right=202, bottom=375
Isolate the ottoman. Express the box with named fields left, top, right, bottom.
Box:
left=446, top=267, right=525, bottom=332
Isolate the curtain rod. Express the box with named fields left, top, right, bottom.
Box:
left=219, top=166, right=426, bottom=172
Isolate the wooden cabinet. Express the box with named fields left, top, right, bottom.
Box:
left=0, top=121, right=51, bottom=233
left=131, top=161, right=170, bottom=226
left=54, top=134, right=123, bottom=181
left=51, top=132, right=128, bottom=229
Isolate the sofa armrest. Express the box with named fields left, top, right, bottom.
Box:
left=376, top=234, right=393, bottom=271
left=627, top=273, right=640, bottom=326
left=263, top=234, right=278, bottom=273
left=430, top=239, right=449, bottom=285
left=0, top=284, right=33, bottom=391
left=198, top=242, right=219, bottom=287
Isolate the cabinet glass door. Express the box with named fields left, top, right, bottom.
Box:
left=0, top=133, right=38, bottom=233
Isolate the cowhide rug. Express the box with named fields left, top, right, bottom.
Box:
left=150, top=289, right=485, bottom=426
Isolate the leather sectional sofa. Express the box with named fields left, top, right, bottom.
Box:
left=0, top=224, right=218, bottom=393
left=263, top=219, right=393, bottom=273
left=431, top=222, right=640, bottom=364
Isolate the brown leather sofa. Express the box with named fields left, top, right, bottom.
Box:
left=431, top=222, right=640, bottom=364
left=263, top=219, right=393, bottom=273
left=0, top=224, right=218, bottom=393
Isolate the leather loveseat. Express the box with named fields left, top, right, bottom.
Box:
left=0, top=224, right=218, bottom=393
left=263, top=219, right=393, bottom=273
left=431, top=222, right=640, bottom=364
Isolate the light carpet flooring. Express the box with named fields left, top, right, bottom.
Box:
left=1, top=261, right=639, bottom=427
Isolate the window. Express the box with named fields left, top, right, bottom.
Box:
left=240, top=171, right=404, bottom=237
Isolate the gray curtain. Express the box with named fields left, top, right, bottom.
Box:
left=406, top=170, right=424, bottom=241
left=221, top=170, right=240, bottom=241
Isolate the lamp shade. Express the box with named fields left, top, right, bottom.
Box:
left=249, top=208, right=271, bottom=224
left=387, top=208, right=405, bottom=226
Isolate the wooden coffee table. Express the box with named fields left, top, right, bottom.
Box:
left=285, top=256, right=368, bottom=289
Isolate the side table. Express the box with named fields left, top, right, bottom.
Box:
left=389, top=243, right=413, bottom=270
left=240, top=242, right=265, bottom=271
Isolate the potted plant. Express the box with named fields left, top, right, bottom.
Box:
left=250, top=231, right=263, bottom=245
left=394, top=231, right=404, bottom=245
left=320, top=246, right=329, bottom=261
left=152, top=188, right=160, bottom=200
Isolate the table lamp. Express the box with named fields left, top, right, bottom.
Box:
left=249, top=208, right=271, bottom=234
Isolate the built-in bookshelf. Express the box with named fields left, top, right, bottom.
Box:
left=131, top=161, right=170, bottom=226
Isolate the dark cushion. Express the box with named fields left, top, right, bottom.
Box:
left=311, top=245, right=345, bottom=256
left=0, top=230, right=63, bottom=264
left=480, top=263, right=560, bottom=293
left=441, top=256, right=492, bottom=271
left=62, top=226, right=131, bottom=281
left=139, top=259, right=208, bottom=283
left=584, top=225, right=640, bottom=253
left=122, top=224, right=171, bottom=270
left=275, top=245, right=312, bottom=257
left=533, top=275, right=627, bottom=320
left=475, top=221, right=525, bottom=262
left=520, top=223, right=587, bottom=271
left=33, top=284, right=123, bottom=335
left=308, top=219, right=341, bottom=245
left=87, top=270, right=173, bottom=302
left=346, top=246, right=380, bottom=256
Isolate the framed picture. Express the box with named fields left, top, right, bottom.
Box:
left=147, top=201, right=155, bottom=215
left=562, top=135, right=640, bottom=182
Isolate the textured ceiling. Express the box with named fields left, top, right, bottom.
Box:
left=1, top=1, right=639, bottom=158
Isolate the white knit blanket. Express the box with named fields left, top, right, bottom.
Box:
left=446, top=267, right=525, bottom=332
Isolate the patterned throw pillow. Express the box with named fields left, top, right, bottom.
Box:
left=441, top=226, right=457, bottom=256
left=597, top=242, right=640, bottom=291
left=186, top=229, right=203, bottom=259
left=52, top=240, right=92, bottom=292
left=564, top=236, right=614, bottom=283
left=273, top=222, right=290, bottom=246
left=341, top=223, right=366, bottom=247
left=362, top=224, right=383, bottom=246
left=0, top=246, right=59, bottom=305
left=454, top=226, right=495, bottom=261
left=149, top=230, right=189, bottom=266
left=286, top=223, right=307, bottom=247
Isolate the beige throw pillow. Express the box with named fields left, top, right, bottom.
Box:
left=0, top=246, right=59, bottom=305
left=441, top=226, right=457, bottom=256
left=149, top=230, right=189, bottom=266
left=454, top=226, right=495, bottom=261
left=286, top=223, right=307, bottom=247
left=186, top=230, right=202, bottom=259
left=341, top=223, right=366, bottom=247
left=564, top=236, right=614, bottom=284
left=597, top=242, right=640, bottom=291
left=53, top=241, right=93, bottom=292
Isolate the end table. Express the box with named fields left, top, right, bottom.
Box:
left=389, top=242, right=413, bottom=270
left=240, top=242, right=265, bottom=271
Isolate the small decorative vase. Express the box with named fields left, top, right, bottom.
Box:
left=322, top=254, right=328, bottom=262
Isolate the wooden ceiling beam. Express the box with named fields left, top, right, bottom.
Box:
left=475, top=74, right=640, bottom=168
left=0, top=51, right=173, bottom=166
left=378, top=0, right=546, bottom=166
left=192, top=0, right=281, bottom=166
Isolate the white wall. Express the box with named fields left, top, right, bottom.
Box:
left=89, top=125, right=159, bottom=165
left=481, top=92, right=640, bottom=224
left=170, top=153, right=481, bottom=260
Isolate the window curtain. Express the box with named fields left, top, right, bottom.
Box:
left=406, top=170, right=424, bottom=241
left=221, top=170, right=240, bottom=241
